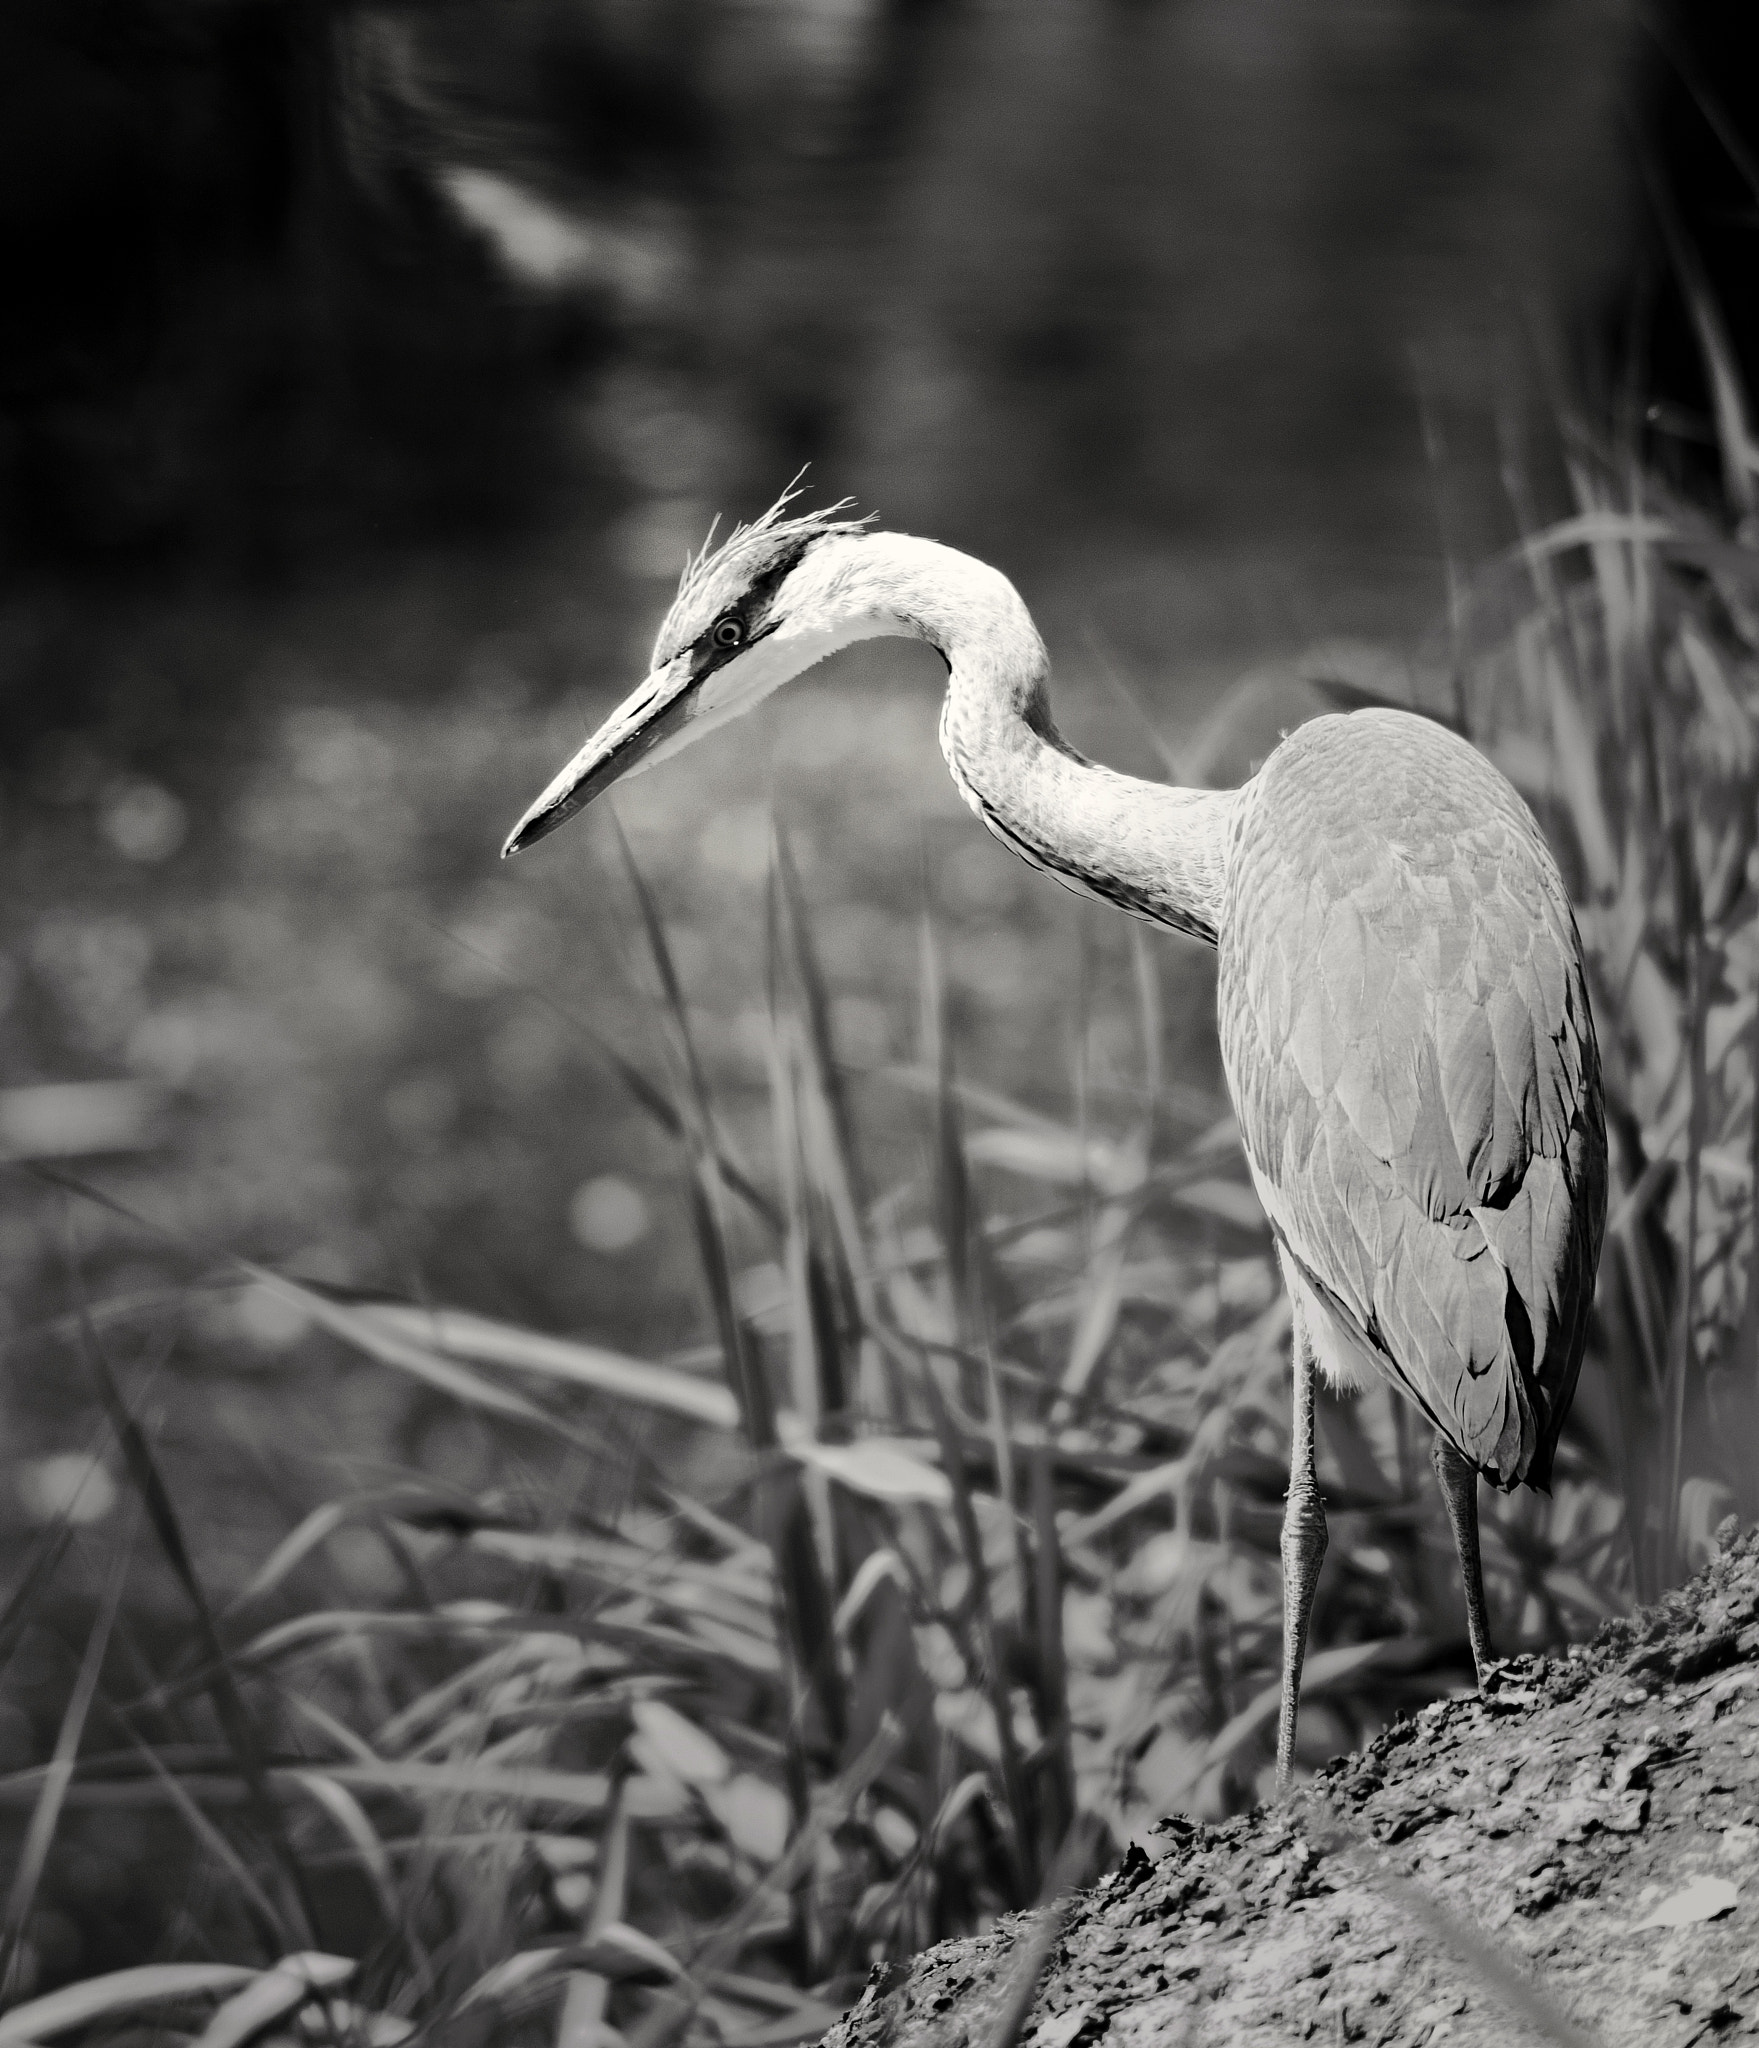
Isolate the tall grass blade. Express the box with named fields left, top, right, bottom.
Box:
left=1514, top=510, right=1681, bottom=563
left=286, top=1769, right=407, bottom=1941
left=247, top=1270, right=598, bottom=1452
left=618, top=829, right=844, bottom=1771
left=773, top=827, right=871, bottom=1222
left=1056, top=1203, right=1135, bottom=1412
left=611, top=814, right=760, bottom=1201
left=74, top=1311, right=318, bottom=1945
left=1081, top=624, right=1186, bottom=779
left=419, top=904, right=780, bottom=1230
left=0, top=1514, right=80, bottom=1685
left=920, top=918, right=978, bottom=1372
left=762, top=960, right=846, bottom=1663
left=0, top=1966, right=258, bottom=2047
left=771, top=833, right=874, bottom=1427
left=1637, top=153, right=1759, bottom=523
left=323, top=1757, right=626, bottom=1814
left=831, top=1550, right=909, bottom=1638
left=351, top=1302, right=741, bottom=1432
left=614, top=823, right=774, bottom=1451
left=554, top=1777, right=629, bottom=2048
left=1165, top=1637, right=1420, bottom=1805
left=906, top=1331, right=1034, bottom=1903
left=191, top=1953, right=356, bottom=2048
left=1130, top=927, right=1163, bottom=1112
left=1665, top=842, right=1709, bottom=1583
left=124, top=1724, right=291, bottom=1954
left=685, top=1172, right=774, bottom=1449
left=222, top=1502, right=351, bottom=1621
left=0, top=1518, right=133, bottom=1998
left=634, top=1715, right=906, bottom=2048
left=1029, top=1445, right=1073, bottom=1856
left=918, top=919, right=1015, bottom=1416
left=874, top=1066, right=1088, bottom=1143
left=1639, top=8, right=1759, bottom=210
left=981, top=1815, right=1105, bottom=2048
left=1735, top=993, right=1759, bottom=1377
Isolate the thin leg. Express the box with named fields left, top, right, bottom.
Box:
left=1275, top=1319, right=1327, bottom=1794
left=1431, top=1433, right=1494, bottom=1684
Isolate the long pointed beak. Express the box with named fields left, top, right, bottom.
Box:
left=502, top=656, right=693, bottom=857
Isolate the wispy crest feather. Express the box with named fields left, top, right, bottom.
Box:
left=654, top=479, right=874, bottom=662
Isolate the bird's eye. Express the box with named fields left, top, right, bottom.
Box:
left=712, top=616, right=745, bottom=650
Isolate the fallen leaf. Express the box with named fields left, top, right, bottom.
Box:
left=1632, top=1876, right=1739, bottom=1931
left=631, top=1698, right=731, bottom=1787
left=779, top=1426, right=953, bottom=1507
left=703, top=1773, right=792, bottom=1864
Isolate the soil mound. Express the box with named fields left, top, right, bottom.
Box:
left=828, top=1525, right=1759, bottom=2048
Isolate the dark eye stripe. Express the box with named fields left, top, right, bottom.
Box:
left=687, top=529, right=821, bottom=677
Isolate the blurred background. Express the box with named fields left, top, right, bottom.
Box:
left=2, top=0, right=1757, bottom=2027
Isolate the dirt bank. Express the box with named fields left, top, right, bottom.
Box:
left=828, top=1525, right=1759, bottom=2048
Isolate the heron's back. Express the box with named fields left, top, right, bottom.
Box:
left=1217, top=710, right=1605, bottom=1488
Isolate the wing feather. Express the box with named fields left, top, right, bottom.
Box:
left=1220, top=711, right=1606, bottom=1488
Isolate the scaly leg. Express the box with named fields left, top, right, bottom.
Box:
left=1275, top=1317, right=1327, bottom=1794
left=1431, top=1433, right=1494, bottom=1684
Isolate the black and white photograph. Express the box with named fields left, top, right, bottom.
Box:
left=1, top=4, right=1756, bottom=2043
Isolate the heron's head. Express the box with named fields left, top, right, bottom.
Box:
left=502, top=492, right=894, bottom=856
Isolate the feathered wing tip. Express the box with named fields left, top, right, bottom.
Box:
left=655, top=474, right=876, bottom=661
left=1517, top=1074, right=1609, bottom=1496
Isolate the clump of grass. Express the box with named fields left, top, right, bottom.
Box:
left=0, top=823, right=1643, bottom=2045
left=1449, top=298, right=1759, bottom=1604
left=3, top=309, right=1756, bottom=2048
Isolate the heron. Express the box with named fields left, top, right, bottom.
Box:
left=503, top=492, right=1608, bottom=1790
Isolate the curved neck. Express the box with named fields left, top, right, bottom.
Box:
left=836, top=533, right=1234, bottom=944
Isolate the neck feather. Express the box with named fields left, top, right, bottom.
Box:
left=824, top=532, right=1234, bottom=944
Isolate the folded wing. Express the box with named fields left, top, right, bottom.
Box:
left=1219, top=713, right=1606, bottom=1489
